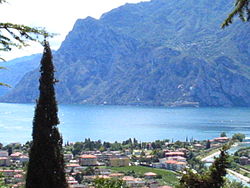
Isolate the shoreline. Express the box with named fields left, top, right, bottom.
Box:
left=227, top=169, right=250, bottom=184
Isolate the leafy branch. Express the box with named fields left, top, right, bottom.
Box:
left=222, top=0, right=250, bottom=28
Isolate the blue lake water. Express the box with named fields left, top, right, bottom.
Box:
left=0, top=103, right=250, bottom=144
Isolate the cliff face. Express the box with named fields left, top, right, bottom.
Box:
left=0, top=54, right=41, bottom=97
left=1, top=0, right=250, bottom=107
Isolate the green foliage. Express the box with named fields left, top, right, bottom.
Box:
left=206, top=140, right=211, bottom=149
left=0, top=172, right=6, bottom=188
left=0, top=1, right=52, bottom=87
left=25, top=42, right=67, bottom=188
left=94, top=178, right=127, bottom=188
left=232, top=133, right=245, bottom=142
left=220, top=132, right=227, bottom=137
left=222, top=0, right=250, bottom=28
left=84, top=167, right=95, bottom=176
left=222, top=179, right=249, bottom=188
left=178, top=146, right=230, bottom=188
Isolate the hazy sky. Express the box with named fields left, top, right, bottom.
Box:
left=0, top=0, right=150, bottom=60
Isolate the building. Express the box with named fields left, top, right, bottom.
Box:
left=165, top=152, right=185, bottom=158
left=0, top=150, right=8, bottom=157
left=167, top=156, right=186, bottom=162
left=144, top=172, right=157, bottom=179
left=164, top=160, right=186, bottom=171
left=239, top=156, right=250, bottom=165
left=122, top=176, right=146, bottom=187
left=19, top=155, right=29, bottom=163
left=211, top=137, right=230, bottom=143
left=0, top=157, right=10, bottom=166
left=109, top=156, right=130, bottom=167
left=10, top=152, right=22, bottom=160
left=64, top=153, right=74, bottom=162
left=79, top=155, right=97, bottom=166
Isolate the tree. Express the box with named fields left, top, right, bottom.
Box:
left=94, top=178, right=127, bottom=188
left=0, top=0, right=51, bottom=86
left=205, top=140, right=211, bottom=149
left=220, top=132, right=227, bottom=137
left=222, top=0, right=250, bottom=28
left=178, top=145, right=230, bottom=188
left=232, top=133, right=245, bottom=142
left=25, top=41, right=67, bottom=188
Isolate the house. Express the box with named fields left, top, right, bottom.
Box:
left=10, top=152, right=22, bottom=160
left=66, top=163, right=81, bottom=171
left=144, top=172, right=157, bottom=179
left=167, top=156, right=186, bottom=162
left=164, top=160, right=186, bottom=171
left=0, top=157, right=10, bottom=166
left=109, top=173, right=124, bottom=178
left=109, top=156, right=130, bottom=167
left=95, top=168, right=111, bottom=175
left=165, top=152, right=185, bottom=158
left=239, top=156, right=249, bottom=165
left=0, top=150, right=8, bottom=157
left=152, top=163, right=163, bottom=168
left=211, top=137, right=229, bottom=144
left=194, top=144, right=204, bottom=149
left=67, top=176, right=78, bottom=187
left=122, top=176, right=146, bottom=187
left=64, top=153, right=74, bottom=162
left=13, top=174, right=24, bottom=183
left=19, top=155, right=29, bottom=163
left=79, top=155, right=97, bottom=166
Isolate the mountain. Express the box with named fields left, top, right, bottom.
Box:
left=0, top=54, right=41, bottom=97
left=1, top=0, right=250, bottom=106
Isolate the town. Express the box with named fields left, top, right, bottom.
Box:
left=0, top=133, right=249, bottom=188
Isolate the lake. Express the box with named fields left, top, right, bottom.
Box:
left=0, top=103, right=250, bottom=144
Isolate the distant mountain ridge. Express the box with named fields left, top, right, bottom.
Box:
left=1, top=0, right=250, bottom=106
left=0, top=54, right=41, bottom=97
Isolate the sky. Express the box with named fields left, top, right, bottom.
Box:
left=0, top=0, right=150, bottom=61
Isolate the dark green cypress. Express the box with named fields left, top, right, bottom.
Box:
left=26, top=41, right=67, bottom=188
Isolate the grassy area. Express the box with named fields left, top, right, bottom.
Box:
left=196, top=148, right=221, bottom=160
left=107, top=165, right=179, bottom=186
left=245, top=165, right=250, bottom=170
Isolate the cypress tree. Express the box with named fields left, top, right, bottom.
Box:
left=26, top=41, right=67, bottom=188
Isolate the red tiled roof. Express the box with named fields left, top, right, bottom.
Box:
left=10, top=152, right=22, bottom=157
left=79, top=154, right=97, bottom=159
left=165, top=160, right=178, bottom=164
left=144, top=172, right=157, bottom=176
left=0, top=157, right=8, bottom=160
left=66, top=163, right=80, bottom=167
left=214, top=137, right=229, bottom=140
left=165, top=152, right=185, bottom=156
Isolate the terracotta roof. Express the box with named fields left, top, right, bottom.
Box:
left=66, top=163, right=80, bottom=167
left=14, top=174, right=23, bottom=178
left=79, top=154, right=97, bottom=159
left=165, top=160, right=178, bottom=164
left=10, top=152, right=22, bottom=157
left=214, top=137, right=229, bottom=140
left=165, top=152, right=185, bottom=156
left=144, top=172, right=157, bottom=176
left=109, top=173, right=124, bottom=177
left=0, top=157, right=8, bottom=160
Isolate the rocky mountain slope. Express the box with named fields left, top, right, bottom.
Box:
left=0, top=54, right=41, bottom=97
left=1, top=0, right=250, bottom=106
